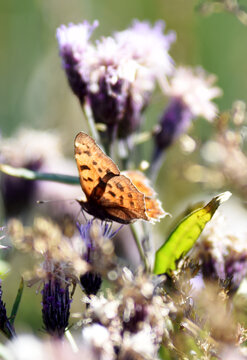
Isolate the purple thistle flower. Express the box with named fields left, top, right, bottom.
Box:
left=200, top=251, right=247, bottom=294
left=56, top=21, right=98, bottom=103
left=151, top=66, right=222, bottom=177
left=88, top=77, right=127, bottom=126
left=114, top=20, right=176, bottom=79
left=153, top=97, right=193, bottom=155
left=193, top=214, right=247, bottom=294
left=1, top=159, right=42, bottom=218
left=42, top=277, right=71, bottom=338
left=79, top=272, right=102, bottom=296
left=56, top=20, right=175, bottom=140
left=77, top=220, right=123, bottom=295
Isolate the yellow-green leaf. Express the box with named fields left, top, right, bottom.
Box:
left=153, top=192, right=232, bottom=275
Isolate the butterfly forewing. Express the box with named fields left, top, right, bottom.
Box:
left=75, top=132, right=120, bottom=198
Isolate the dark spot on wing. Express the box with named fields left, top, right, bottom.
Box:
left=83, top=177, right=88, bottom=182
left=98, top=168, right=103, bottom=173
left=109, top=191, right=116, bottom=198
left=88, top=177, right=93, bottom=182
left=128, top=193, right=133, bottom=198
left=83, top=150, right=91, bottom=156
left=77, top=150, right=82, bottom=155
left=108, top=183, right=112, bottom=189
left=93, top=161, right=97, bottom=165
left=120, top=195, right=124, bottom=205
left=80, top=165, right=90, bottom=171
left=116, top=183, right=124, bottom=191
left=130, top=201, right=134, bottom=206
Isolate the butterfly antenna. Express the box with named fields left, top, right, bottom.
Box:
left=37, top=199, right=76, bottom=204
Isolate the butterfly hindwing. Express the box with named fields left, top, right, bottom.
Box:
left=124, top=170, right=166, bottom=221
left=99, top=175, right=149, bottom=221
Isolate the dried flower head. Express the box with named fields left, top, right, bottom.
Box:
left=82, top=323, right=115, bottom=360
left=8, top=217, right=88, bottom=279
left=84, top=268, right=175, bottom=358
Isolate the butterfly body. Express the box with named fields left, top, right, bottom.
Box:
left=75, top=132, right=166, bottom=224
left=77, top=199, right=137, bottom=224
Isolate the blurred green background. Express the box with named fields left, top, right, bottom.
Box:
left=1, top=0, right=247, bottom=335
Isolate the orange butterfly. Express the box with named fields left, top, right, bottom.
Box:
left=74, top=132, right=166, bottom=224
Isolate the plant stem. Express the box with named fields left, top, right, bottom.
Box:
left=130, top=223, right=150, bottom=272
left=65, top=330, right=79, bottom=353
left=81, top=99, right=99, bottom=143
left=0, top=164, right=80, bottom=185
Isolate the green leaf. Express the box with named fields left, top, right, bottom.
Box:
left=153, top=192, right=232, bottom=275
left=10, top=277, right=24, bottom=325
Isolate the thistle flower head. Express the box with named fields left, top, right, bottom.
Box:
left=0, top=129, right=78, bottom=219
left=56, top=21, right=98, bottom=103
left=152, top=66, right=222, bottom=164
left=114, top=20, right=176, bottom=79
left=8, top=217, right=88, bottom=338
left=57, top=20, right=175, bottom=139
left=82, top=323, right=115, bottom=360
left=166, top=66, right=222, bottom=121
left=57, top=21, right=98, bottom=62
left=0, top=129, right=56, bottom=217
left=77, top=220, right=122, bottom=295
left=192, top=213, right=247, bottom=293
left=8, top=217, right=88, bottom=279
left=84, top=269, right=174, bottom=358
left=154, top=97, right=193, bottom=154
left=42, top=276, right=71, bottom=338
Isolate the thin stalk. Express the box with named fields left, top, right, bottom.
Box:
left=0, top=164, right=80, bottom=185
left=81, top=99, right=99, bottom=143
left=148, top=152, right=165, bottom=184
left=65, top=330, right=79, bottom=353
left=130, top=223, right=150, bottom=272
